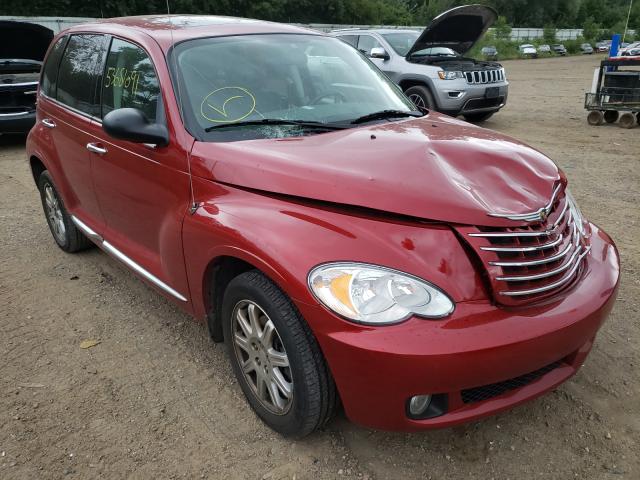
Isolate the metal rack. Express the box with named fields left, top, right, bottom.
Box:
left=585, top=57, right=640, bottom=128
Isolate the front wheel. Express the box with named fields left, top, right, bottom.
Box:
left=464, top=111, right=494, bottom=123
left=222, top=271, right=337, bottom=438
left=404, top=85, right=436, bottom=113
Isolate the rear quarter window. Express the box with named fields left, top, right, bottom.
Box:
left=40, top=35, right=68, bottom=98
left=56, top=34, right=106, bottom=116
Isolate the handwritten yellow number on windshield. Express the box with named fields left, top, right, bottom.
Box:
left=200, top=87, right=256, bottom=123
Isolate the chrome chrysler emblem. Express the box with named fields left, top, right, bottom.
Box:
left=487, top=184, right=560, bottom=222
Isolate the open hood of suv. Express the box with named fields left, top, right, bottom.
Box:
left=406, top=4, right=497, bottom=57
left=190, top=113, right=562, bottom=228
left=0, top=21, right=53, bottom=62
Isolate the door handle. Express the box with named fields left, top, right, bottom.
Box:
left=86, top=143, right=108, bottom=155
left=41, top=118, right=56, bottom=128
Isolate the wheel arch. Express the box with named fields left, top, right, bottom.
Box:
left=203, top=255, right=256, bottom=342
left=199, top=246, right=301, bottom=344
left=29, top=155, right=47, bottom=185
left=397, top=76, right=440, bottom=109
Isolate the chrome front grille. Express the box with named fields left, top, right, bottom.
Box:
left=459, top=194, right=590, bottom=305
left=464, top=68, right=505, bottom=85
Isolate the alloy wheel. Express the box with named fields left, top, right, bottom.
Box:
left=231, top=300, right=293, bottom=415
left=44, top=184, right=66, bottom=243
left=409, top=93, right=427, bottom=110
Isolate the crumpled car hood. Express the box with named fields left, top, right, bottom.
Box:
left=190, top=113, right=562, bottom=227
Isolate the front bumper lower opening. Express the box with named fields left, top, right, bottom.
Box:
left=406, top=358, right=566, bottom=420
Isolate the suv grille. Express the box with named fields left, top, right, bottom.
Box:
left=458, top=190, right=590, bottom=305
left=461, top=361, right=562, bottom=404
left=464, top=68, right=505, bottom=85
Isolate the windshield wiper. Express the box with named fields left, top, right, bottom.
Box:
left=350, top=109, right=424, bottom=125
left=204, top=118, right=348, bottom=132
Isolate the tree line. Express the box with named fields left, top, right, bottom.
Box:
left=2, top=0, right=639, bottom=32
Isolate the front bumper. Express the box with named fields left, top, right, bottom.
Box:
left=296, top=223, right=619, bottom=431
left=432, top=79, right=509, bottom=116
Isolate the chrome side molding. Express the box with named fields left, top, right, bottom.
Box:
left=70, top=215, right=188, bottom=302
left=71, top=215, right=103, bottom=243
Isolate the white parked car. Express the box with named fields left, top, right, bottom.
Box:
left=519, top=44, right=538, bottom=58
left=619, top=41, right=640, bottom=56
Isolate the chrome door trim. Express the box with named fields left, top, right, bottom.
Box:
left=70, top=215, right=188, bottom=302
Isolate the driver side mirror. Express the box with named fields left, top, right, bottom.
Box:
left=370, top=47, right=389, bottom=60
left=103, top=108, right=169, bottom=147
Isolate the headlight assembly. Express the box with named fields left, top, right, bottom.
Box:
left=308, top=263, right=454, bottom=325
left=437, top=70, right=464, bottom=80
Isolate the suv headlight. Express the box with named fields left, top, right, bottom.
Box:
left=438, top=70, right=464, bottom=80
left=565, top=189, right=588, bottom=236
left=308, top=263, right=454, bottom=325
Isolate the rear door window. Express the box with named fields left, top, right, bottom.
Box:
left=101, top=38, right=161, bottom=123
left=56, top=34, right=106, bottom=116
left=40, top=35, right=68, bottom=98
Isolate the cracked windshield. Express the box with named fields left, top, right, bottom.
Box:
left=172, top=34, right=416, bottom=141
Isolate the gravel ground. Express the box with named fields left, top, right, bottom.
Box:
left=1, top=54, right=638, bottom=480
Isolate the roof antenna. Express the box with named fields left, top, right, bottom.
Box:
left=166, top=0, right=199, bottom=215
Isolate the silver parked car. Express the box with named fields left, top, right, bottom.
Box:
left=581, top=43, right=594, bottom=54
left=331, top=5, right=508, bottom=122
left=538, top=44, right=552, bottom=54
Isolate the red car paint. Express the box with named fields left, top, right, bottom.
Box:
left=27, top=16, right=620, bottom=431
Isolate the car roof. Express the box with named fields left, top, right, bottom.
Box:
left=61, top=15, right=320, bottom=50
left=332, top=28, right=419, bottom=35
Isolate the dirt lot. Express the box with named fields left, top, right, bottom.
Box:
left=1, top=54, right=639, bottom=480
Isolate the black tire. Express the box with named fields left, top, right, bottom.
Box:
left=587, top=110, right=604, bottom=126
left=619, top=112, right=636, bottom=129
left=464, top=111, right=495, bottom=123
left=604, top=110, right=619, bottom=124
left=404, top=85, right=436, bottom=113
left=37, top=171, right=93, bottom=253
left=222, top=270, right=337, bottom=438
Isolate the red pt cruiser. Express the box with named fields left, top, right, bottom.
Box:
left=26, top=16, right=620, bottom=437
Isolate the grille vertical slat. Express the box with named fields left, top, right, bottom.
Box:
left=463, top=69, right=504, bottom=85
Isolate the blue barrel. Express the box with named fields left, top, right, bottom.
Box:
left=610, top=34, right=621, bottom=58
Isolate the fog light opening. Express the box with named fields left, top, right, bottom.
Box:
left=408, top=395, right=432, bottom=416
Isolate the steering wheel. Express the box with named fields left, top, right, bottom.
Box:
left=311, top=91, right=348, bottom=105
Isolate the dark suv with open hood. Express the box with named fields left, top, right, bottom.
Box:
left=0, top=21, right=53, bottom=134
left=332, top=5, right=508, bottom=122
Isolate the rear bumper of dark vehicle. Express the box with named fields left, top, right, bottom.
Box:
left=0, top=83, right=38, bottom=134
left=0, top=110, right=36, bottom=133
